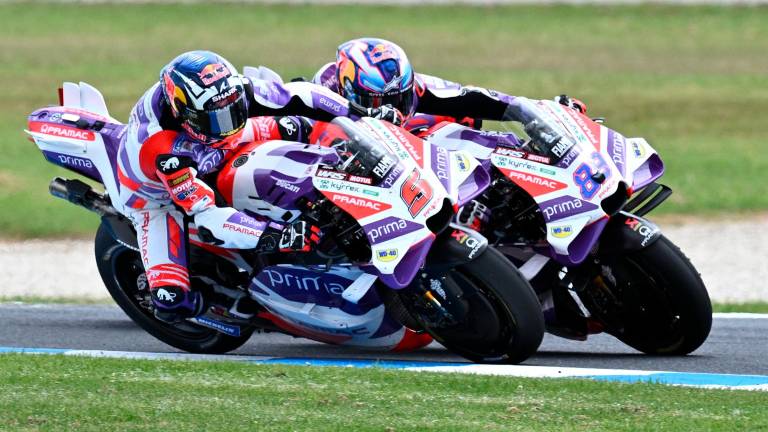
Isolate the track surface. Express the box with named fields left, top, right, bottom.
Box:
left=0, top=304, right=765, bottom=375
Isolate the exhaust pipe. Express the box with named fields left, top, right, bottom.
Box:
left=49, top=177, right=118, bottom=216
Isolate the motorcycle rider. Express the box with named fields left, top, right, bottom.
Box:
left=312, top=37, right=588, bottom=134
left=118, top=50, right=399, bottom=323
left=312, top=38, right=588, bottom=230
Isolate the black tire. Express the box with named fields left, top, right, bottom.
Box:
left=94, top=222, right=253, bottom=354
left=401, top=247, right=544, bottom=364
left=593, top=235, right=712, bottom=355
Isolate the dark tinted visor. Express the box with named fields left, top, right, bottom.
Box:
left=358, top=90, right=414, bottom=116
left=183, top=92, right=247, bottom=140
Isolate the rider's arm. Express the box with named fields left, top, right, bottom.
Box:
left=240, top=116, right=314, bottom=144
left=244, top=76, right=359, bottom=121
left=139, top=131, right=301, bottom=251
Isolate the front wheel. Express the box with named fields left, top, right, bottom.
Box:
left=397, top=247, right=544, bottom=364
left=583, top=234, right=712, bottom=355
left=94, top=222, right=253, bottom=354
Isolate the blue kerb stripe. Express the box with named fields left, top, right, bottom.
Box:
left=0, top=347, right=70, bottom=354
left=254, top=357, right=467, bottom=369
left=588, top=372, right=768, bottom=387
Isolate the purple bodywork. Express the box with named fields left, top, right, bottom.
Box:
left=29, top=107, right=123, bottom=191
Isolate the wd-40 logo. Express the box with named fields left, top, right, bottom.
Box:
left=330, top=192, right=391, bottom=219
left=375, top=248, right=399, bottom=262
left=550, top=225, right=574, bottom=238
left=454, top=153, right=471, bottom=172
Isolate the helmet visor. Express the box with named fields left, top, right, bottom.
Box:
left=357, top=89, right=414, bottom=117
left=183, top=92, right=248, bottom=142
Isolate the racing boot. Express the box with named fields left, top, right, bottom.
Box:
left=150, top=285, right=205, bottom=324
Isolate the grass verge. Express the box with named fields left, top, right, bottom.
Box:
left=0, top=296, right=111, bottom=305
left=1, top=4, right=767, bottom=236
left=712, top=302, right=768, bottom=314
left=1, top=354, right=766, bottom=431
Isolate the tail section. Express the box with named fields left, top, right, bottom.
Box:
left=26, top=82, right=125, bottom=212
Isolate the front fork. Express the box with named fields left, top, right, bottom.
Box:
left=405, top=224, right=489, bottom=328
left=513, top=212, right=664, bottom=340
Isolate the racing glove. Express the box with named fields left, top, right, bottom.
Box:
left=257, top=220, right=322, bottom=253
left=366, top=104, right=404, bottom=126
left=457, top=200, right=491, bottom=232
left=554, top=94, right=588, bottom=114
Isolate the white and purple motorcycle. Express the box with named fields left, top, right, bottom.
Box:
left=422, top=98, right=712, bottom=355
left=25, top=82, right=544, bottom=364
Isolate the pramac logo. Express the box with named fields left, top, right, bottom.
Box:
left=329, top=192, right=391, bottom=219
left=30, top=122, right=95, bottom=141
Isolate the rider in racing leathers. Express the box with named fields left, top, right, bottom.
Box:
left=118, top=50, right=400, bottom=323
left=312, top=37, right=588, bottom=134
left=312, top=37, right=588, bottom=229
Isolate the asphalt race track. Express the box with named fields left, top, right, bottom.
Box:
left=1, top=304, right=766, bottom=376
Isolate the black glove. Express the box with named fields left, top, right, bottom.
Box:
left=278, top=220, right=321, bottom=253
left=457, top=200, right=491, bottom=232
left=366, top=104, right=404, bottom=126
left=554, top=94, right=588, bottom=114
left=274, top=116, right=313, bottom=143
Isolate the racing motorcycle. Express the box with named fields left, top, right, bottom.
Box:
left=25, top=81, right=545, bottom=364
left=421, top=98, right=712, bottom=355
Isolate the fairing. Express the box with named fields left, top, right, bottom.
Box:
left=426, top=100, right=665, bottom=266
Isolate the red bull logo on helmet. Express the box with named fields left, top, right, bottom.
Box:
left=198, top=63, right=230, bottom=85
left=368, top=44, right=397, bottom=64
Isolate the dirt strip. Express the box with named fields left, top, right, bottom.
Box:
left=1, top=214, right=766, bottom=302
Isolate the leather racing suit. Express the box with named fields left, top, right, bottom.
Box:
left=117, top=77, right=353, bottom=315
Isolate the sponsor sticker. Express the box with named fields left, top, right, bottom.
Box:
left=30, top=121, right=95, bottom=141
left=550, top=225, right=574, bottom=238
left=375, top=248, right=399, bottom=262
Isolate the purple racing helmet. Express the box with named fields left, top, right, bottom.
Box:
left=335, top=38, right=416, bottom=116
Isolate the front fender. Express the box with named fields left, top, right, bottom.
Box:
left=597, top=212, right=661, bottom=256
left=424, top=224, right=488, bottom=272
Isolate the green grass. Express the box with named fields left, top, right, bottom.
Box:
left=712, top=302, right=768, bottom=314
left=1, top=354, right=766, bottom=431
left=1, top=4, right=767, bottom=237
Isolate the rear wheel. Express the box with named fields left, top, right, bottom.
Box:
left=94, top=222, right=253, bottom=354
left=397, top=247, right=544, bottom=364
left=582, top=235, right=712, bottom=355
